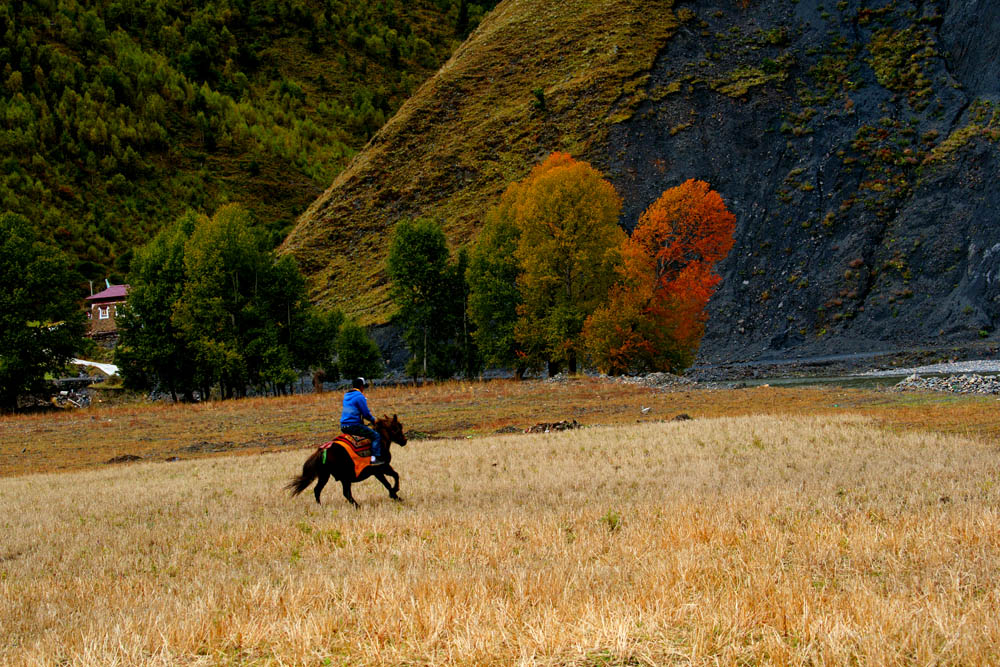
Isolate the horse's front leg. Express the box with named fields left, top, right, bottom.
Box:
left=375, top=467, right=401, bottom=500
left=341, top=480, right=359, bottom=507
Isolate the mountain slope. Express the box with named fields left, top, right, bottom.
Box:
left=282, top=0, right=682, bottom=318
left=284, top=0, right=1000, bottom=363
left=0, top=0, right=494, bottom=281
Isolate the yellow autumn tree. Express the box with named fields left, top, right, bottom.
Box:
left=510, top=152, right=624, bottom=374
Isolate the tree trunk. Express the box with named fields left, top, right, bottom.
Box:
left=463, top=297, right=469, bottom=377
left=568, top=350, right=577, bottom=375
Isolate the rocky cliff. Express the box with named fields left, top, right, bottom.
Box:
left=283, top=0, right=1000, bottom=364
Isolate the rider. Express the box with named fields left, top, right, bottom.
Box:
left=340, top=377, right=386, bottom=466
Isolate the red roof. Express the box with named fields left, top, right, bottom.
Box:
left=87, top=284, right=129, bottom=301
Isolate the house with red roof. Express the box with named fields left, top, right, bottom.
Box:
left=86, top=282, right=129, bottom=340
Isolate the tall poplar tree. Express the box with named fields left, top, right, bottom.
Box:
left=511, top=153, right=624, bottom=374
left=115, top=212, right=198, bottom=400
left=387, top=218, right=471, bottom=379
left=467, top=196, right=524, bottom=375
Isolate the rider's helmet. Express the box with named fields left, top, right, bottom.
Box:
left=352, top=377, right=367, bottom=390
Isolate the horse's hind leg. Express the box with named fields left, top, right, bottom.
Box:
left=313, top=471, right=330, bottom=504
left=341, top=480, right=359, bottom=507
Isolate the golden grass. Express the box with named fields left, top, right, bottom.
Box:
left=3, top=413, right=1000, bottom=664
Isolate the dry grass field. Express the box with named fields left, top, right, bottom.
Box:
left=3, top=380, right=1000, bottom=663
left=5, top=377, right=1000, bottom=477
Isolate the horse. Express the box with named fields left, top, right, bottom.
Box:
left=286, top=414, right=408, bottom=506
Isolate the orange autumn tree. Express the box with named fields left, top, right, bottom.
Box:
left=584, top=179, right=736, bottom=374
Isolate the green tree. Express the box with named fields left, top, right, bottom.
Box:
left=387, top=217, right=468, bottom=379
left=449, top=246, right=479, bottom=378
left=336, top=320, right=384, bottom=380
left=175, top=203, right=322, bottom=397
left=115, top=212, right=198, bottom=400
left=171, top=205, right=262, bottom=397
left=0, top=212, right=85, bottom=411
left=119, top=205, right=331, bottom=399
left=467, top=199, right=523, bottom=375
left=291, top=307, right=344, bottom=380
left=254, top=254, right=340, bottom=394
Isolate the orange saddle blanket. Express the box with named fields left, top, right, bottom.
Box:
left=319, top=434, right=373, bottom=477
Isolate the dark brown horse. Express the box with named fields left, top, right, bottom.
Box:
left=286, top=414, right=408, bottom=506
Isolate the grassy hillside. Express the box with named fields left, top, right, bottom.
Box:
left=3, top=408, right=1000, bottom=662
left=282, top=0, right=682, bottom=321
left=0, top=0, right=496, bottom=282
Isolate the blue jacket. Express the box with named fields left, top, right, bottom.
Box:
left=340, top=389, right=375, bottom=427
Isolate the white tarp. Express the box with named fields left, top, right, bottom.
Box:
left=71, top=359, right=119, bottom=376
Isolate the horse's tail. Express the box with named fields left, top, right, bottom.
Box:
left=285, top=449, right=323, bottom=497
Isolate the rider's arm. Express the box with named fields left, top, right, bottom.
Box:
left=358, top=394, right=376, bottom=424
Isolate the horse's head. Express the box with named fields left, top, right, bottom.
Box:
left=378, top=414, right=408, bottom=447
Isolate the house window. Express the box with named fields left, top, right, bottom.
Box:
left=98, top=306, right=110, bottom=320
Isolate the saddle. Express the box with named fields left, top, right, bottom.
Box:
left=319, top=434, right=374, bottom=477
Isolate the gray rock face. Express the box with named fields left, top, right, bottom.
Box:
left=940, top=0, right=1000, bottom=97
left=606, top=0, right=1000, bottom=364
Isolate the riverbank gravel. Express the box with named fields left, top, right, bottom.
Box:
left=862, top=360, right=1000, bottom=377
left=893, top=373, right=1000, bottom=395
left=615, top=372, right=697, bottom=390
